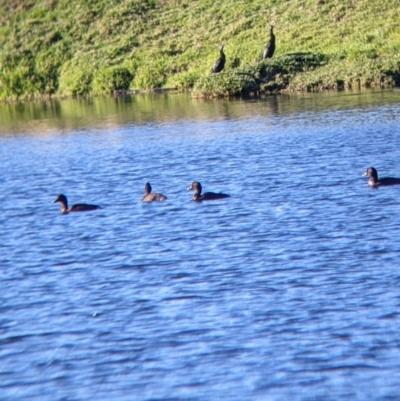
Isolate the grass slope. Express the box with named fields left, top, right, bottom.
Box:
left=1, top=0, right=400, bottom=100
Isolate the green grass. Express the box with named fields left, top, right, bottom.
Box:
left=1, top=0, right=400, bottom=100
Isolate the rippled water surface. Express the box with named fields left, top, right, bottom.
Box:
left=1, top=90, right=400, bottom=400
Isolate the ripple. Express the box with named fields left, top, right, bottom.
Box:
left=1, top=92, right=400, bottom=400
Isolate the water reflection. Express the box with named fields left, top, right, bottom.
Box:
left=1, top=89, right=399, bottom=135
left=2, top=88, right=400, bottom=401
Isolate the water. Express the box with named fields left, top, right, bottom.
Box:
left=1, top=90, right=400, bottom=400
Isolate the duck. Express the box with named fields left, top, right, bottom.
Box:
left=363, top=167, right=400, bottom=186
left=262, top=26, right=276, bottom=59
left=211, top=45, right=226, bottom=74
left=188, top=181, right=230, bottom=201
left=142, top=182, right=167, bottom=202
left=53, top=194, right=101, bottom=214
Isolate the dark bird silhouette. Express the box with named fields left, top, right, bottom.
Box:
left=188, top=181, right=230, bottom=201
left=53, top=194, right=101, bottom=214
left=363, top=167, right=400, bottom=187
left=211, top=45, right=226, bottom=73
left=142, top=182, right=167, bottom=202
left=262, top=26, right=276, bottom=59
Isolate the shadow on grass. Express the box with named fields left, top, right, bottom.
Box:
left=193, top=52, right=327, bottom=98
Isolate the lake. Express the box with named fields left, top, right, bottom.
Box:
left=1, top=90, right=400, bottom=400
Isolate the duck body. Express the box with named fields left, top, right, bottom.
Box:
left=188, top=181, right=230, bottom=202
left=54, top=194, right=101, bottom=213
left=262, top=26, right=275, bottom=59
left=142, top=182, right=167, bottom=202
left=195, top=191, right=231, bottom=201
left=363, top=167, right=400, bottom=187
left=211, top=45, right=226, bottom=74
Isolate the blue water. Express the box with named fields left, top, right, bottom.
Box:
left=1, top=90, right=400, bottom=400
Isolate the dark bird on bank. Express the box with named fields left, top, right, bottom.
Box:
left=142, top=182, right=167, bottom=202
left=53, top=194, right=101, bottom=214
left=211, top=45, right=226, bottom=74
left=188, top=181, right=230, bottom=201
left=363, top=167, right=400, bottom=187
left=262, top=26, right=276, bottom=59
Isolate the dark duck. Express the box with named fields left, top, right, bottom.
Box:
left=188, top=181, right=230, bottom=201
left=54, top=194, right=101, bottom=213
left=211, top=45, right=226, bottom=74
left=262, top=26, right=276, bottom=59
left=363, top=167, right=400, bottom=187
left=142, top=182, right=167, bottom=202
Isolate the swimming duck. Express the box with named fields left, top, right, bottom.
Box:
left=363, top=167, right=400, bottom=186
left=188, top=181, right=230, bottom=201
left=142, top=182, right=167, bottom=202
left=54, top=194, right=101, bottom=213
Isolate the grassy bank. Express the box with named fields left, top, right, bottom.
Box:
left=1, top=0, right=400, bottom=101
